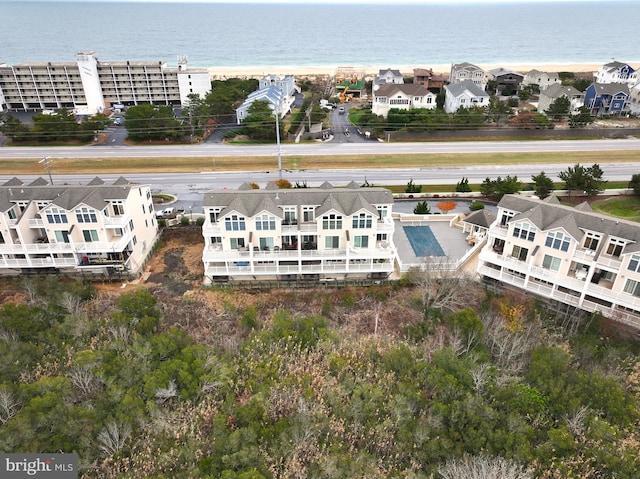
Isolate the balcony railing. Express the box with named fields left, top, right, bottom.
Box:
left=0, top=257, right=77, bottom=268
left=205, top=260, right=393, bottom=277
left=203, top=245, right=395, bottom=263
left=1, top=242, right=74, bottom=253
left=103, top=215, right=130, bottom=227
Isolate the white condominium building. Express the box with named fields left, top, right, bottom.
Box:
left=0, top=176, right=159, bottom=276
left=202, top=183, right=396, bottom=282
left=0, top=51, right=210, bottom=114
left=477, top=195, right=640, bottom=328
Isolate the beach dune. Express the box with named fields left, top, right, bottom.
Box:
left=208, top=62, right=602, bottom=80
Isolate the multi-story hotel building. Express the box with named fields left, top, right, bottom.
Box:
left=0, top=51, right=210, bottom=114
left=0, top=176, right=159, bottom=276
left=477, top=195, right=640, bottom=328
left=201, top=183, right=396, bottom=282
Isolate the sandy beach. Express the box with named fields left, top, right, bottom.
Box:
left=208, top=62, right=603, bottom=79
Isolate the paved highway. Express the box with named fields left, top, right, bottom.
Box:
left=1, top=138, right=638, bottom=213
left=2, top=162, right=639, bottom=214
left=1, top=138, right=640, bottom=159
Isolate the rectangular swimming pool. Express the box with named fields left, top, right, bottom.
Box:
left=403, top=225, right=445, bottom=257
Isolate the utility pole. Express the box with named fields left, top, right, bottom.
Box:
left=39, top=156, right=53, bottom=184
left=275, top=106, right=282, bottom=179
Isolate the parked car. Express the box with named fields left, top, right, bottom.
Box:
left=156, top=207, right=176, bottom=218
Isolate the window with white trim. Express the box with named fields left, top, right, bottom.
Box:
left=112, top=201, right=125, bottom=215
left=376, top=205, right=388, bottom=219
left=82, top=229, right=99, bottom=242
left=545, top=231, right=570, bottom=252
left=627, top=255, right=640, bottom=273
left=512, top=222, right=536, bottom=241
left=542, top=254, right=561, bottom=271
left=623, top=278, right=640, bottom=297
left=54, top=231, right=70, bottom=243
left=605, top=238, right=625, bottom=257
left=256, top=214, right=276, bottom=231
left=322, top=214, right=342, bottom=230
left=511, top=245, right=528, bottom=261
left=500, top=210, right=515, bottom=226
left=352, top=213, right=373, bottom=229
left=209, top=208, right=221, bottom=223
left=283, top=207, right=297, bottom=224
left=230, top=238, right=245, bottom=249
left=46, top=207, right=68, bottom=224
left=583, top=232, right=601, bottom=251
left=302, top=207, right=315, bottom=222
left=259, top=237, right=274, bottom=250
left=354, top=236, right=369, bottom=248
left=325, top=236, right=339, bottom=248
left=225, top=215, right=246, bottom=231
left=76, top=207, right=97, bottom=223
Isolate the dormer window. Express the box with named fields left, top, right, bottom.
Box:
left=605, top=238, right=625, bottom=257
left=500, top=211, right=515, bottom=226
left=302, top=206, right=314, bottom=222
left=583, top=232, right=601, bottom=251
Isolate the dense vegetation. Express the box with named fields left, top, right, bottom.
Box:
left=0, top=275, right=639, bottom=478
left=0, top=109, right=107, bottom=144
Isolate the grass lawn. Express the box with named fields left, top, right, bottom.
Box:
left=3, top=149, right=640, bottom=177
left=591, top=196, right=640, bottom=222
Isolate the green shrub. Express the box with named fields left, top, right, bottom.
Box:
left=406, top=179, right=422, bottom=194
left=196, top=217, right=205, bottom=226
left=180, top=216, right=190, bottom=225
left=413, top=201, right=431, bottom=214
left=469, top=201, right=485, bottom=211
left=456, top=177, right=472, bottom=193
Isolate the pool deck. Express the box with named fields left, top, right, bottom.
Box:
left=393, top=217, right=475, bottom=273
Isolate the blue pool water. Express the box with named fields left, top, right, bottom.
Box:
left=403, top=226, right=445, bottom=257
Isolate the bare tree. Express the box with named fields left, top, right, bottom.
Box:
left=155, top=379, right=178, bottom=403
left=0, top=387, right=20, bottom=424
left=470, top=363, right=492, bottom=394
left=69, top=366, right=101, bottom=397
left=60, top=292, right=84, bottom=316
left=406, top=257, right=481, bottom=316
left=482, top=312, right=541, bottom=375
left=97, top=420, right=131, bottom=457
left=565, top=406, right=590, bottom=436
left=438, top=454, right=533, bottom=479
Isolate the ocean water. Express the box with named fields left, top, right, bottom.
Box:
left=1, top=1, right=639, bottom=68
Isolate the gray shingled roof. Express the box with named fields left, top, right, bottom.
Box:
left=464, top=209, right=496, bottom=228
left=374, top=83, right=433, bottom=98
left=541, top=84, right=583, bottom=99
left=590, top=82, right=630, bottom=96
left=0, top=177, right=142, bottom=214
left=498, top=195, right=640, bottom=254
left=204, top=186, right=393, bottom=219
left=445, top=80, right=488, bottom=98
